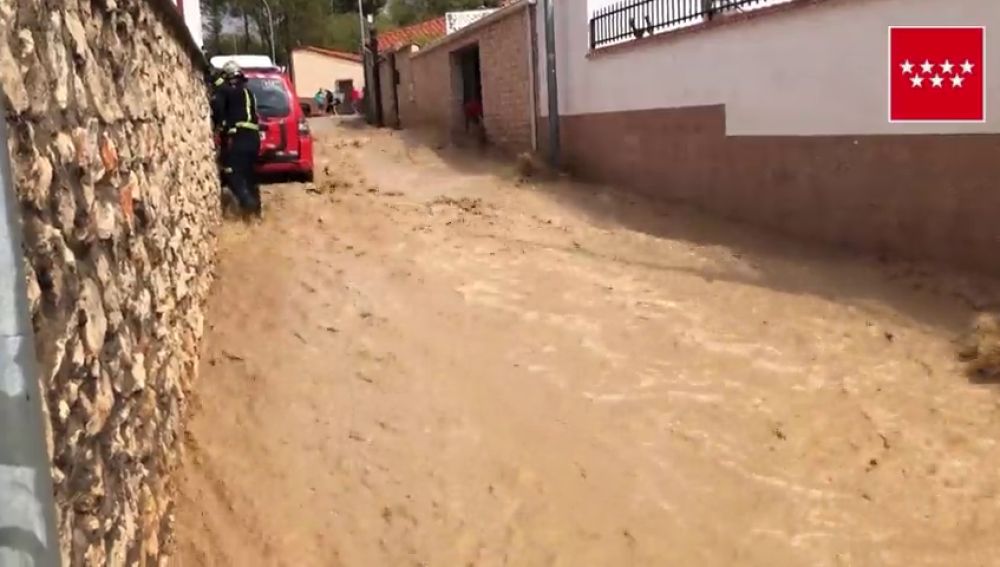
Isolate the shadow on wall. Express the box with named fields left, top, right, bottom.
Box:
left=385, top=124, right=1000, bottom=345
left=0, top=392, right=55, bottom=564
left=0, top=528, right=48, bottom=565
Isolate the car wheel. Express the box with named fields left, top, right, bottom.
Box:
left=301, top=171, right=314, bottom=183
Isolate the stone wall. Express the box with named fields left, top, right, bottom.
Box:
left=0, top=0, right=220, bottom=564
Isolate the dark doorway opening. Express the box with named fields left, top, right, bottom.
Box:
left=454, top=44, right=484, bottom=142
left=335, top=79, right=355, bottom=114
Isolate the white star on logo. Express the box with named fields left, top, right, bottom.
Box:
left=920, top=60, right=934, bottom=74
left=951, top=75, right=965, bottom=88
left=960, top=59, right=975, bottom=74
left=940, top=60, right=954, bottom=74
left=930, top=75, right=945, bottom=88
left=910, top=76, right=924, bottom=88
left=900, top=60, right=915, bottom=74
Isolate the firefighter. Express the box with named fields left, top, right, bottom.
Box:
left=214, top=61, right=262, bottom=217
left=209, top=68, right=229, bottom=196
left=209, top=68, right=226, bottom=125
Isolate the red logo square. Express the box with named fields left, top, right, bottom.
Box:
left=889, top=27, right=985, bottom=122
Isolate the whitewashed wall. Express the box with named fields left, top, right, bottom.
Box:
left=541, top=0, right=1000, bottom=135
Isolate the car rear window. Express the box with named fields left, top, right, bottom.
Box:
left=248, top=76, right=291, bottom=118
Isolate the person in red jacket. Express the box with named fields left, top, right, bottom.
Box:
left=464, top=97, right=483, bottom=127
left=463, top=97, right=486, bottom=146
left=352, top=87, right=363, bottom=114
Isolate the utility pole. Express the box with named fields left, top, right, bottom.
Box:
left=542, top=0, right=560, bottom=166
left=0, top=98, right=62, bottom=567
left=357, top=0, right=368, bottom=45
left=370, top=25, right=384, bottom=127
left=358, top=0, right=373, bottom=122
left=260, top=0, right=276, bottom=63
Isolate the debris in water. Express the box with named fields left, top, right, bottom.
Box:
left=773, top=425, right=787, bottom=441
left=222, top=350, right=244, bottom=362
left=957, top=312, right=1000, bottom=380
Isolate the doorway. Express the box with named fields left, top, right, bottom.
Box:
left=335, top=79, right=355, bottom=114
left=451, top=44, right=482, bottom=137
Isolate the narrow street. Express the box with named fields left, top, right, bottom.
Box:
left=173, top=118, right=1000, bottom=566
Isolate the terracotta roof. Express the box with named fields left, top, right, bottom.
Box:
left=376, top=16, right=447, bottom=52
left=293, top=46, right=363, bottom=63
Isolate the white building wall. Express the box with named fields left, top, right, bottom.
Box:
left=175, top=0, right=204, bottom=48
left=446, top=9, right=499, bottom=34
left=540, top=0, right=1000, bottom=135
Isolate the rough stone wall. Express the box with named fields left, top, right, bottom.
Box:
left=0, top=0, right=220, bottom=564
left=404, top=6, right=535, bottom=154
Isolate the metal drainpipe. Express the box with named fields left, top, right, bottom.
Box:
left=0, top=100, right=62, bottom=566
left=541, top=0, right=560, bottom=166
left=525, top=0, right=539, bottom=152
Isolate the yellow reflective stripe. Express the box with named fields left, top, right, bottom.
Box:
left=214, top=77, right=225, bottom=87
left=226, top=123, right=258, bottom=134
left=244, top=89, right=253, bottom=122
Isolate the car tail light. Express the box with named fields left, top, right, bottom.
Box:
left=298, top=118, right=310, bottom=136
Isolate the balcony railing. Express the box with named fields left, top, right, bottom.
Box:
left=590, top=0, right=794, bottom=50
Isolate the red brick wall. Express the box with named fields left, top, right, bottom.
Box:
left=478, top=7, right=534, bottom=153
left=543, top=108, right=1000, bottom=275
left=407, top=45, right=452, bottom=131
left=392, top=5, right=536, bottom=154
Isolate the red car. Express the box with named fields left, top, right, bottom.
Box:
left=244, top=68, right=314, bottom=181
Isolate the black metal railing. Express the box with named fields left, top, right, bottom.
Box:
left=590, top=0, right=777, bottom=50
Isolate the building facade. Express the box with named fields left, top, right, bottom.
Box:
left=173, top=0, right=203, bottom=48
left=539, top=0, right=1000, bottom=274
left=291, top=47, right=365, bottom=99
left=381, top=2, right=538, bottom=154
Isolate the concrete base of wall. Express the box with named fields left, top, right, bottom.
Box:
left=543, top=106, right=1000, bottom=275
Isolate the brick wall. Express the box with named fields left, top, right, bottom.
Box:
left=546, top=108, right=1000, bottom=275
left=392, top=4, right=536, bottom=154
left=395, top=49, right=418, bottom=128
left=406, top=47, right=450, bottom=131
left=477, top=6, right=534, bottom=154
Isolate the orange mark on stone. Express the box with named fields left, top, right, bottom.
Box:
left=119, top=180, right=135, bottom=225
left=100, top=134, right=119, bottom=172
left=72, top=128, right=90, bottom=167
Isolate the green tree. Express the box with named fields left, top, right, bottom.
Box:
left=202, top=0, right=507, bottom=63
